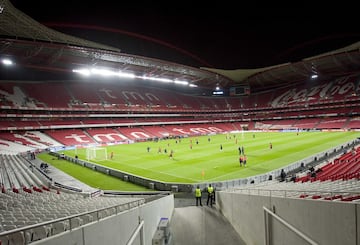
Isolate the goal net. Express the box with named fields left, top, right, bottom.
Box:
left=86, top=147, right=108, bottom=161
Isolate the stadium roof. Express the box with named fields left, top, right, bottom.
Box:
left=204, top=41, right=360, bottom=91
left=0, top=0, right=360, bottom=92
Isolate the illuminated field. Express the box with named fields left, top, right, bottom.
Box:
left=37, top=131, right=359, bottom=191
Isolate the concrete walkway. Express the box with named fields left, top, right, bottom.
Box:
left=170, top=205, right=246, bottom=245
left=171, top=193, right=246, bottom=245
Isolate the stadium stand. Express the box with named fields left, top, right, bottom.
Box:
left=0, top=0, right=360, bottom=244
left=1, top=76, right=359, bottom=244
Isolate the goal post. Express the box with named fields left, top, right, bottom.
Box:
left=86, top=147, right=108, bottom=161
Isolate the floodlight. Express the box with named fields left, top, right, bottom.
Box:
left=174, top=80, right=188, bottom=85
left=1, top=58, right=13, bottom=66
left=72, top=69, right=90, bottom=76
left=311, top=74, right=318, bottom=79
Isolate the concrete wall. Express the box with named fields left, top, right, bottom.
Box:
left=218, top=191, right=359, bottom=245
left=33, top=194, right=174, bottom=245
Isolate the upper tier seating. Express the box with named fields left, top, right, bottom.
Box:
left=0, top=74, right=358, bottom=113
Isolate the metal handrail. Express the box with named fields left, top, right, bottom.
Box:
left=263, top=206, right=318, bottom=245
left=126, top=220, right=145, bottom=245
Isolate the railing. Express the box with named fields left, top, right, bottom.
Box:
left=126, top=220, right=145, bottom=245
left=0, top=198, right=145, bottom=244
left=263, top=206, right=318, bottom=245
left=230, top=188, right=360, bottom=201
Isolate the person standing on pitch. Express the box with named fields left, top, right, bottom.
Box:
left=195, top=186, right=202, bottom=206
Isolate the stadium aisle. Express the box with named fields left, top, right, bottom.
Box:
left=170, top=206, right=246, bottom=245
left=171, top=193, right=246, bottom=245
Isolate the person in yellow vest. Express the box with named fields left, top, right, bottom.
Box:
left=195, top=186, right=202, bottom=206
left=207, top=184, right=214, bottom=207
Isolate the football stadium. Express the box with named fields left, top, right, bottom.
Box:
left=0, top=1, right=360, bottom=245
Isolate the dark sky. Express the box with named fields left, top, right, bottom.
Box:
left=10, top=1, right=360, bottom=70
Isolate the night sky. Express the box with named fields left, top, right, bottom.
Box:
left=9, top=1, right=360, bottom=70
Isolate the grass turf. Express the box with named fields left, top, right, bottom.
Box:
left=38, top=131, right=359, bottom=191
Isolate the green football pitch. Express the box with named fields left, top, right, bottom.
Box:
left=38, top=131, right=359, bottom=191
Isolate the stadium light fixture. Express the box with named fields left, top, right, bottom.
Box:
left=1, top=58, right=13, bottom=66
left=212, top=90, right=224, bottom=95
left=73, top=66, right=195, bottom=87
left=142, top=75, right=173, bottom=83
left=72, top=68, right=91, bottom=76
left=174, top=80, right=188, bottom=85
left=91, top=68, right=116, bottom=76
left=215, top=82, right=221, bottom=90
left=117, top=71, right=135, bottom=78
left=73, top=67, right=135, bottom=79
left=310, top=64, right=318, bottom=79
left=311, top=74, right=318, bottom=79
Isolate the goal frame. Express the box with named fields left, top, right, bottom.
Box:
left=86, top=147, right=108, bottom=161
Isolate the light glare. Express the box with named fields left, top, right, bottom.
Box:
left=73, top=66, right=196, bottom=88
left=1, top=58, right=13, bottom=65
left=311, top=74, right=318, bottom=79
